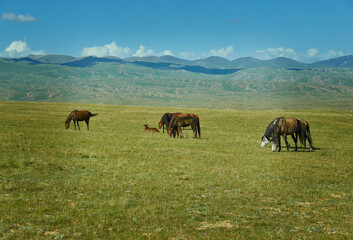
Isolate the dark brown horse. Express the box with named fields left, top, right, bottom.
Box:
left=298, top=119, right=314, bottom=150
left=168, top=115, right=199, bottom=138
left=168, top=113, right=201, bottom=138
left=65, top=110, right=97, bottom=130
left=144, top=124, right=159, bottom=133
left=261, top=117, right=302, bottom=152
left=158, top=112, right=180, bottom=133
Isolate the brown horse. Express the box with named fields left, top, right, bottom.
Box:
left=261, top=117, right=302, bottom=152
left=144, top=124, right=159, bottom=133
left=168, top=115, right=199, bottom=138
left=65, top=110, right=97, bottom=130
left=298, top=119, right=314, bottom=150
left=168, top=113, right=201, bottom=138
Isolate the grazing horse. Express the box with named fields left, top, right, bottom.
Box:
left=144, top=124, right=159, bottom=133
left=158, top=112, right=180, bottom=133
left=261, top=117, right=302, bottom=152
left=168, top=115, right=199, bottom=138
left=168, top=113, right=201, bottom=138
left=298, top=119, right=314, bottom=150
left=65, top=110, right=97, bottom=130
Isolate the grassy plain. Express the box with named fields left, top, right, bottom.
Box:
left=0, top=101, right=352, bottom=239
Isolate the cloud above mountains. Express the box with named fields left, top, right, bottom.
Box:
left=255, top=47, right=346, bottom=62
left=1, top=39, right=46, bottom=57
left=0, top=39, right=348, bottom=62
left=256, top=47, right=298, bottom=60
left=1, top=13, right=38, bottom=22
left=81, top=42, right=132, bottom=58
left=81, top=42, right=236, bottom=60
left=81, top=42, right=171, bottom=58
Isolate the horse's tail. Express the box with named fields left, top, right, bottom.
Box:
left=89, top=112, right=98, bottom=117
left=306, top=122, right=314, bottom=146
left=196, top=119, right=201, bottom=138
left=297, top=119, right=304, bottom=145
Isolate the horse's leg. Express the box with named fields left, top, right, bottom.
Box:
left=278, top=136, right=281, bottom=152
left=74, top=120, right=77, bottom=130
left=77, top=121, right=80, bottom=130
left=291, top=134, right=298, bottom=151
left=303, top=134, right=307, bottom=149
left=86, top=120, right=89, bottom=130
left=193, top=123, right=197, bottom=138
left=283, top=134, right=290, bottom=151
left=308, top=137, right=313, bottom=150
left=179, top=127, right=184, bottom=138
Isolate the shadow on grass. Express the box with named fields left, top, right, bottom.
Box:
left=286, top=146, right=321, bottom=152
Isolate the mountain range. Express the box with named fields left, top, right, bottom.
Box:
left=2, top=54, right=353, bottom=74
left=1, top=54, right=353, bottom=110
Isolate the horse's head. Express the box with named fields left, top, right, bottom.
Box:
left=158, top=121, right=163, bottom=129
left=167, top=128, right=177, bottom=138
left=167, top=128, right=172, bottom=137
left=65, top=121, right=70, bottom=129
left=261, top=136, right=269, bottom=147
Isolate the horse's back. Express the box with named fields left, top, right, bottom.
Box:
left=283, top=118, right=300, bottom=134
left=176, top=115, right=196, bottom=126
left=72, top=110, right=90, bottom=121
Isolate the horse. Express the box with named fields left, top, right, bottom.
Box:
left=65, top=110, right=97, bottom=130
left=144, top=124, right=159, bottom=133
left=261, top=117, right=302, bottom=152
left=298, top=119, right=314, bottom=150
left=168, top=115, right=199, bottom=138
left=158, top=112, right=179, bottom=133
left=168, top=113, right=201, bottom=138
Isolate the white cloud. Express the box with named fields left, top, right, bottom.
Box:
left=133, top=45, right=155, bottom=57
left=5, top=40, right=29, bottom=54
left=306, top=48, right=319, bottom=58
left=325, top=50, right=345, bottom=59
left=1, top=12, right=37, bottom=22
left=179, top=51, right=196, bottom=60
left=255, top=47, right=297, bottom=60
left=159, top=50, right=174, bottom=56
left=81, top=41, right=132, bottom=58
left=2, top=39, right=46, bottom=57
left=208, top=45, right=235, bottom=59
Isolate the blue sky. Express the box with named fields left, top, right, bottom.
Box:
left=1, top=0, right=352, bottom=62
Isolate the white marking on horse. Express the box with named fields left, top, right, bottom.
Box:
left=271, top=143, right=277, bottom=152
left=261, top=136, right=269, bottom=147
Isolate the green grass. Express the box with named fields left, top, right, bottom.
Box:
left=1, top=101, right=352, bottom=239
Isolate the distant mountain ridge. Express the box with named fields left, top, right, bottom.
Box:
left=1, top=53, right=353, bottom=109
left=2, top=54, right=353, bottom=74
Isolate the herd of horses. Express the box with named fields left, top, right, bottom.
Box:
left=65, top=110, right=314, bottom=152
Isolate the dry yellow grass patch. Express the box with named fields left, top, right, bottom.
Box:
left=196, top=220, right=234, bottom=230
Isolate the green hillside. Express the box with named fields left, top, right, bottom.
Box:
left=1, top=58, right=353, bottom=110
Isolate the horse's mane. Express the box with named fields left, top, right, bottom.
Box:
left=66, top=110, right=77, bottom=123
left=264, top=117, right=283, bottom=139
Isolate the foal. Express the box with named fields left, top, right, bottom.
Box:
left=144, top=124, right=159, bottom=133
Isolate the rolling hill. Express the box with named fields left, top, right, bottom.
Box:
left=1, top=54, right=353, bottom=110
